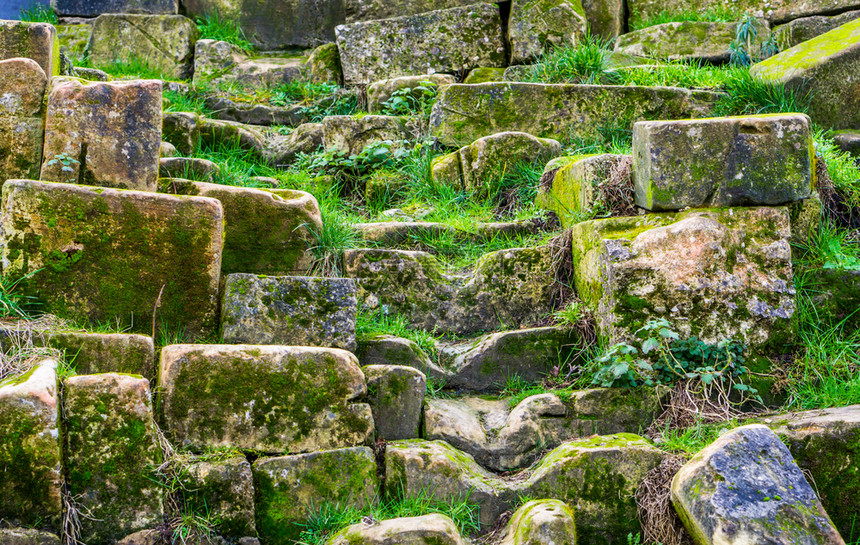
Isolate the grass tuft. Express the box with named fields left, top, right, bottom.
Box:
left=355, top=306, right=438, bottom=357
left=629, top=6, right=741, bottom=31
left=195, top=11, right=252, bottom=52
left=19, top=2, right=57, bottom=23
left=521, top=35, right=613, bottom=84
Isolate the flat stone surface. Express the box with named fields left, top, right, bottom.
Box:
left=253, top=447, right=378, bottom=544
left=430, top=83, right=721, bottom=148
left=1, top=180, right=223, bottom=339
left=0, top=57, right=47, bottom=181
left=671, top=424, right=843, bottom=545
left=0, top=20, right=58, bottom=77
left=499, top=500, right=577, bottom=545
left=42, top=78, right=162, bottom=191
left=159, top=344, right=373, bottom=453
left=183, top=456, right=256, bottom=537
left=327, top=514, right=465, bottom=545
left=632, top=114, right=813, bottom=210
left=54, top=0, right=177, bottom=16
left=509, top=0, right=587, bottom=64
left=616, top=21, right=770, bottom=63
left=336, top=3, right=506, bottom=84
left=570, top=207, right=795, bottom=351
left=752, top=19, right=860, bottom=129
left=64, top=373, right=164, bottom=544
left=0, top=362, right=62, bottom=532
left=364, top=365, right=425, bottom=440
left=221, top=274, right=357, bottom=350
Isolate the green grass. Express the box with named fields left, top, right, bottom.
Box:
left=629, top=5, right=741, bottom=31
left=654, top=418, right=742, bottom=455
left=305, top=185, right=363, bottom=277
left=296, top=491, right=480, bottom=545
left=195, top=12, right=253, bottom=52
left=355, top=307, right=438, bottom=357
left=713, top=67, right=811, bottom=116
left=94, top=57, right=178, bottom=81
left=0, top=270, right=41, bottom=319
left=816, top=129, right=860, bottom=210
left=164, top=88, right=212, bottom=116
left=608, top=61, right=736, bottom=89
left=19, top=2, right=57, bottom=23
left=521, top=35, right=613, bottom=84
left=192, top=139, right=282, bottom=187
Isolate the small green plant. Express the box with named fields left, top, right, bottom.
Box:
left=19, top=2, right=57, bottom=23
left=355, top=305, right=438, bottom=357
left=171, top=502, right=221, bottom=545
left=195, top=11, right=252, bottom=52
left=381, top=81, right=439, bottom=117
left=523, top=34, right=612, bottom=84
left=590, top=318, right=755, bottom=399
left=553, top=300, right=585, bottom=326
left=44, top=153, right=80, bottom=183
left=294, top=140, right=413, bottom=184
left=729, top=15, right=778, bottom=66
left=0, top=270, right=40, bottom=319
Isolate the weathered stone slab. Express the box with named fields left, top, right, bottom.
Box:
left=88, top=14, right=197, bottom=79
left=762, top=405, right=860, bottom=538
left=54, top=0, right=177, bottom=16
left=0, top=21, right=58, bottom=77
left=264, top=122, right=325, bottom=166
left=509, top=0, right=587, bottom=64
left=463, top=67, right=506, bottom=83
left=582, top=0, right=624, bottom=38
left=616, top=21, right=770, bottom=63
left=671, top=424, right=843, bottom=545
left=159, top=344, right=373, bottom=453
left=633, top=114, right=813, bottom=211
left=335, top=4, right=506, bottom=84
left=323, top=115, right=409, bottom=155
left=432, top=132, right=562, bottom=193
left=0, top=327, right=155, bottom=379
left=425, top=388, right=665, bottom=471
left=159, top=157, right=220, bottom=182
left=42, top=78, right=162, bottom=191
left=431, top=83, right=721, bottom=148
left=159, top=180, right=321, bottom=275
left=499, top=500, right=577, bottom=545
left=387, top=434, right=663, bottom=540
left=570, top=207, right=795, bottom=350
left=0, top=180, right=223, bottom=339
left=537, top=153, right=630, bottom=225
left=344, top=0, right=484, bottom=22
left=64, top=373, right=164, bottom=545
left=253, top=447, right=378, bottom=544
left=774, top=10, right=860, bottom=48
left=328, top=514, right=464, bottom=545
left=241, top=0, right=344, bottom=50
left=0, top=528, right=61, bottom=545
left=183, top=456, right=256, bottom=537
left=0, top=58, right=47, bottom=182
left=221, top=274, right=357, bottom=350
left=628, top=0, right=860, bottom=26
left=0, top=361, right=62, bottom=532
left=344, top=246, right=555, bottom=336
left=356, top=335, right=448, bottom=381
left=364, top=365, right=425, bottom=440
left=752, top=19, right=860, bottom=130
left=367, top=74, right=455, bottom=113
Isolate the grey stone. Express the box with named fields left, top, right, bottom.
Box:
left=671, top=424, right=843, bottom=545
left=343, top=0, right=485, bottom=23
left=509, top=0, right=587, bottom=64
left=367, top=74, right=455, bottom=113
left=159, top=344, right=373, bottom=453
left=616, top=21, right=771, bottom=63
left=55, top=0, right=177, bottom=16
left=323, top=115, right=410, bottom=155
left=239, top=0, right=345, bottom=50
left=774, top=10, right=860, bottom=48
left=0, top=20, right=58, bottom=77
left=206, top=95, right=307, bottom=127
left=582, top=0, right=624, bottom=38
left=0, top=529, right=61, bottom=545
left=327, top=514, right=464, bottom=545
left=160, top=141, right=177, bottom=157
left=192, top=38, right=246, bottom=85
left=632, top=114, right=813, bottom=211
left=364, top=365, right=425, bottom=440
left=162, top=112, right=200, bottom=156
left=499, top=500, right=577, bottom=545
left=335, top=3, right=506, bottom=84
left=833, top=130, right=860, bottom=156
left=264, top=123, right=324, bottom=166
left=0, top=57, right=47, bottom=182
left=221, top=274, right=357, bottom=351
left=356, top=335, right=449, bottom=382
left=183, top=456, right=256, bottom=537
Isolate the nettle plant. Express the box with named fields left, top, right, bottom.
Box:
left=44, top=152, right=80, bottom=183
left=592, top=318, right=758, bottom=399
left=381, top=81, right=439, bottom=117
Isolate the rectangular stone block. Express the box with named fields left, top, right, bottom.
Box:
left=0, top=180, right=223, bottom=339
left=237, top=0, right=344, bottom=49
left=537, top=153, right=630, bottom=226
left=63, top=373, right=164, bottom=545
left=183, top=456, right=256, bottom=538
left=0, top=362, right=62, bottom=532
left=335, top=3, right=506, bottom=84
left=430, top=82, right=721, bottom=148
left=0, top=20, right=58, bottom=77
left=221, top=274, right=358, bottom=350
left=752, top=19, right=860, bottom=130
left=42, top=78, right=162, bottom=191
left=253, top=447, right=378, bottom=544
left=54, top=0, right=178, bottom=16
left=570, top=207, right=795, bottom=352
left=633, top=114, right=813, bottom=211
left=160, top=180, right=321, bottom=276
left=158, top=344, right=374, bottom=453
left=0, top=57, right=47, bottom=182
left=628, top=0, right=860, bottom=26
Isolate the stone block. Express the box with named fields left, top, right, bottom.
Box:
left=159, top=344, right=374, bottom=453
left=616, top=21, right=770, bottom=63
left=323, top=115, right=409, bottom=155
left=328, top=514, right=464, bottom=545
left=0, top=20, right=58, bottom=77
left=509, top=0, right=587, bottom=64
left=183, top=456, right=256, bottom=537
left=537, top=154, right=631, bottom=225
left=1, top=180, right=223, bottom=339
left=632, top=114, right=813, bottom=210
left=221, top=274, right=357, bottom=350
left=54, top=0, right=178, bottom=17
left=499, top=500, right=577, bottom=545
left=42, top=78, right=162, bottom=191
left=0, top=58, right=47, bottom=181
left=363, top=365, right=425, bottom=440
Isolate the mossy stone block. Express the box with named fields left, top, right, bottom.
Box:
left=63, top=373, right=164, bottom=545
left=463, top=67, right=507, bottom=83
left=159, top=344, right=374, bottom=453
left=499, top=500, right=576, bottom=545
left=0, top=58, right=47, bottom=182
left=752, top=19, right=860, bottom=129
left=54, top=0, right=177, bottom=17
left=430, top=82, right=721, bottom=148
left=328, top=514, right=465, bottom=545
left=344, top=0, right=485, bottom=23
left=671, top=424, right=842, bottom=545
left=633, top=114, right=813, bottom=211
left=0, top=528, right=61, bottom=545
left=0, top=362, right=62, bottom=532
left=570, top=207, right=795, bottom=353
left=774, top=10, right=860, bottom=48
left=183, top=456, right=256, bottom=537
left=628, top=0, right=858, bottom=27
left=253, top=447, right=378, bottom=544
left=509, top=0, right=587, bottom=64
left=238, top=0, right=344, bottom=50
left=41, top=78, right=162, bottom=191
left=323, top=115, right=409, bottom=155
left=615, top=21, right=769, bottom=63
left=0, top=20, right=59, bottom=77
left=308, top=42, right=343, bottom=85
left=536, top=153, right=629, bottom=226
left=336, top=3, right=506, bottom=84
left=1, top=180, right=223, bottom=339
left=221, top=274, right=357, bottom=350
left=363, top=364, right=425, bottom=440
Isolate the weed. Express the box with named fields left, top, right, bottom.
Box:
left=355, top=306, right=438, bottom=357
left=19, top=2, right=57, bottom=23
left=729, top=15, right=779, bottom=66
left=425, top=377, right=454, bottom=399
left=0, top=269, right=42, bottom=319
left=164, top=87, right=212, bottom=116
left=381, top=81, right=439, bottom=118
left=522, top=35, right=613, bottom=84
left=195, top=11, right=252, bottom=52
left=714, top=67, right=810, bottom=116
